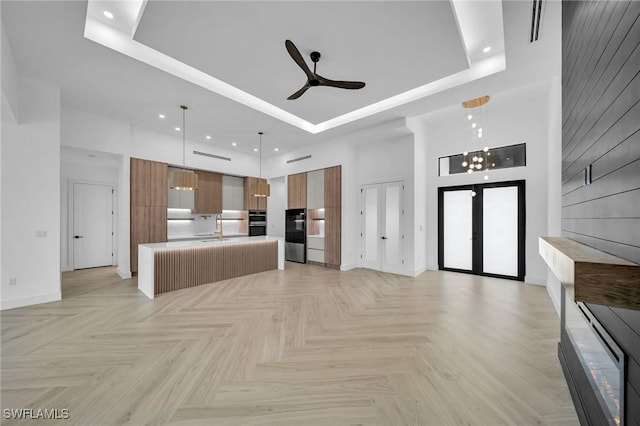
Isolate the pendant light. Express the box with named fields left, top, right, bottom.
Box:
left=169, top=105, right=198, bottom=190
left=253, top=131, right=270, bottom=197
left=461, top=95, right=491, bottom=180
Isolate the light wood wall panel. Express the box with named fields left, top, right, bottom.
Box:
left=287, top=173, right=307, bottom=209
left=154, top=241, right=278, bottom=295
left=561, top=2, right=640, bottom=425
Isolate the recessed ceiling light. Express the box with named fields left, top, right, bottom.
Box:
left=174, top=127, right=181, bottom=131
left=274, top=148, right=279, bottom=152
left=482, top=46, right=492, bottom=53
left=205, top=135, right=211, bottom=140
left=158, top=114, right=165, bottom=119
left=232, top=142, right=237, bottom=146
left=103, top=11, right=114, bottom=19
left=253, top=148, right=258, bottom=152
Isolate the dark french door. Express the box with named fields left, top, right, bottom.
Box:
left=438, top=180, right=525, bottom=281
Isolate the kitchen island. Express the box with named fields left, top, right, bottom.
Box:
left=138, top=236, right=284, bottom=299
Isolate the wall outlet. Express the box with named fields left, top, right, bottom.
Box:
left=36, top=230, right=47, bottom=238
left=9, top=278, right=17, bottom=286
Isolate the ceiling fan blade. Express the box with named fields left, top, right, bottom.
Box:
left=285, top=40, right=314, bottom=80
left=287, top=83, right=311, bottom=100
left=317, top=75, right=366, bottom=90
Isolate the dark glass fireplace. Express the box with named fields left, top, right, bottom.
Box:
left=561, top=285, right=625, bottom=425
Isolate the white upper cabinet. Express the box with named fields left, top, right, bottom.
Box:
left=306, top=169, right=324, bottom=209
left=222, top=175, right=244, bottom=211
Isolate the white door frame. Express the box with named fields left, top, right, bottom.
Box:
left=68, top=179, right=116, bottom=270
left=360, top=180, right=405, bottom=274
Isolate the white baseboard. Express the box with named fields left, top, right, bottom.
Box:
left=427, top=263, right=439, bottom=271
left=117, top=268, right=132, bottom=279
left=61, top=265, right=72, bottom=272
left=410, top=266, right=428, bottom=277
left=340, top=263, right=357, bottom=271
left=1, top=292, right=62, bottom=311
left=525, top=275, right=546, bottom=286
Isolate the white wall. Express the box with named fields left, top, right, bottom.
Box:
left=355, top=134, right=417, bottom=274
left=412, top=80, right=559, bottom=285
left=546, top=76, right=563, bottom=313
left=1, top=77, right=61, bottom=310
left=60, top=161, right=119, bottom=271
left=267, top=176, right=286, bottom=238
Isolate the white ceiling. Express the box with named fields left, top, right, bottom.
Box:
left=134, top=1, right=468, bottom=124
left=1, top=1, right=559, bottom=158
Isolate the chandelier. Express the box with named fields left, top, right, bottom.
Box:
left=461, top=95, right=492, bottom=181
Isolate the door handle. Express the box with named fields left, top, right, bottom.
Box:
left=380, top=236, right=387, bottom=240
left=74, top=235, right=83, bottom=239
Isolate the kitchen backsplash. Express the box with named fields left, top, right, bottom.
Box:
left=167, top=209, right=247, bottom=240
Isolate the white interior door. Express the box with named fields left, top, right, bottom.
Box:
left=361, top=181, right=404, bottom=274
left=442, top=190, right=473, bottom=271
left=73, top=183, right=113, bottom=269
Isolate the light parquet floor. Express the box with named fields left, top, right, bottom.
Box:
left=1, top=263, right=578, bottom=425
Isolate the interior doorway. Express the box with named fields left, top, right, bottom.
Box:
left=438, top=180, right=525, bottom=281
left=73, top=182, right=114, bottom=269
left=360, top=181, right=405, bottom=274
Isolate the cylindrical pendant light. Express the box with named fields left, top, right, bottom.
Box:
left=169, top=105, right=198, bottom=190
left=253, top=131, right=270, bottom=197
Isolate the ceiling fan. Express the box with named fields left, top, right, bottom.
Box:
left=285, top=39, right=366, bottom=100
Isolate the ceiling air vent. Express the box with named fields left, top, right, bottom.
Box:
left=286, top=155, right=312, bottom=164
left=530, top=0, right=543, bottom=42
left=193, top=150, right=231, bottom=162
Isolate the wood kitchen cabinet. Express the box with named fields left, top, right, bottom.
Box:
left=324, top=165, right=341, bottom=269
left=131, top=158, right=167, bottom=207
left=130, top=157, right=168, bottom=273
left=195, top=170, right=222, bottom=213
left=244, top=177, right=267, bottom=210
left=287, top=172, right=307, bottom=209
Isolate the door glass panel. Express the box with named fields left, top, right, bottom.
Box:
left=364, top=187, right=378, bottom=262
left=483, top=186, right=518, bottom=276
left=443, top=190, right=472, bottom=270
left=384, top=184, right=401, bottom=265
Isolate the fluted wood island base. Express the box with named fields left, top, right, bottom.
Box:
left=138, top=236, right=284, bottom=298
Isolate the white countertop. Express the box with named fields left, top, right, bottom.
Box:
left=307, top=234, right=325, bottom=239
left=167, top=233, right=248, bottom=242
left=141, top=235, right=283, bottom=251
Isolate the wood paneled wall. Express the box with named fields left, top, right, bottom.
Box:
left=561, top=0, right=640, bottom=263
left=561, top=2, right=640, bottom=424
left=130, top=158, right=168, bottom=273
left=154, top=240, right=278, bottom=295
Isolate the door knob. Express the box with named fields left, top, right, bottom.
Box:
left=380, top=236, right=387, bottom=240
left=74, top=235, right=83, bottom=239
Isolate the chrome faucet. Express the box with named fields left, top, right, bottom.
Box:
left=215, top=213, right=223, bottom=240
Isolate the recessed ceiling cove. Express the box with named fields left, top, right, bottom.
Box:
left=134, top=1, right=467, bottom=124
left=83, top=0, right=506, bottom=134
